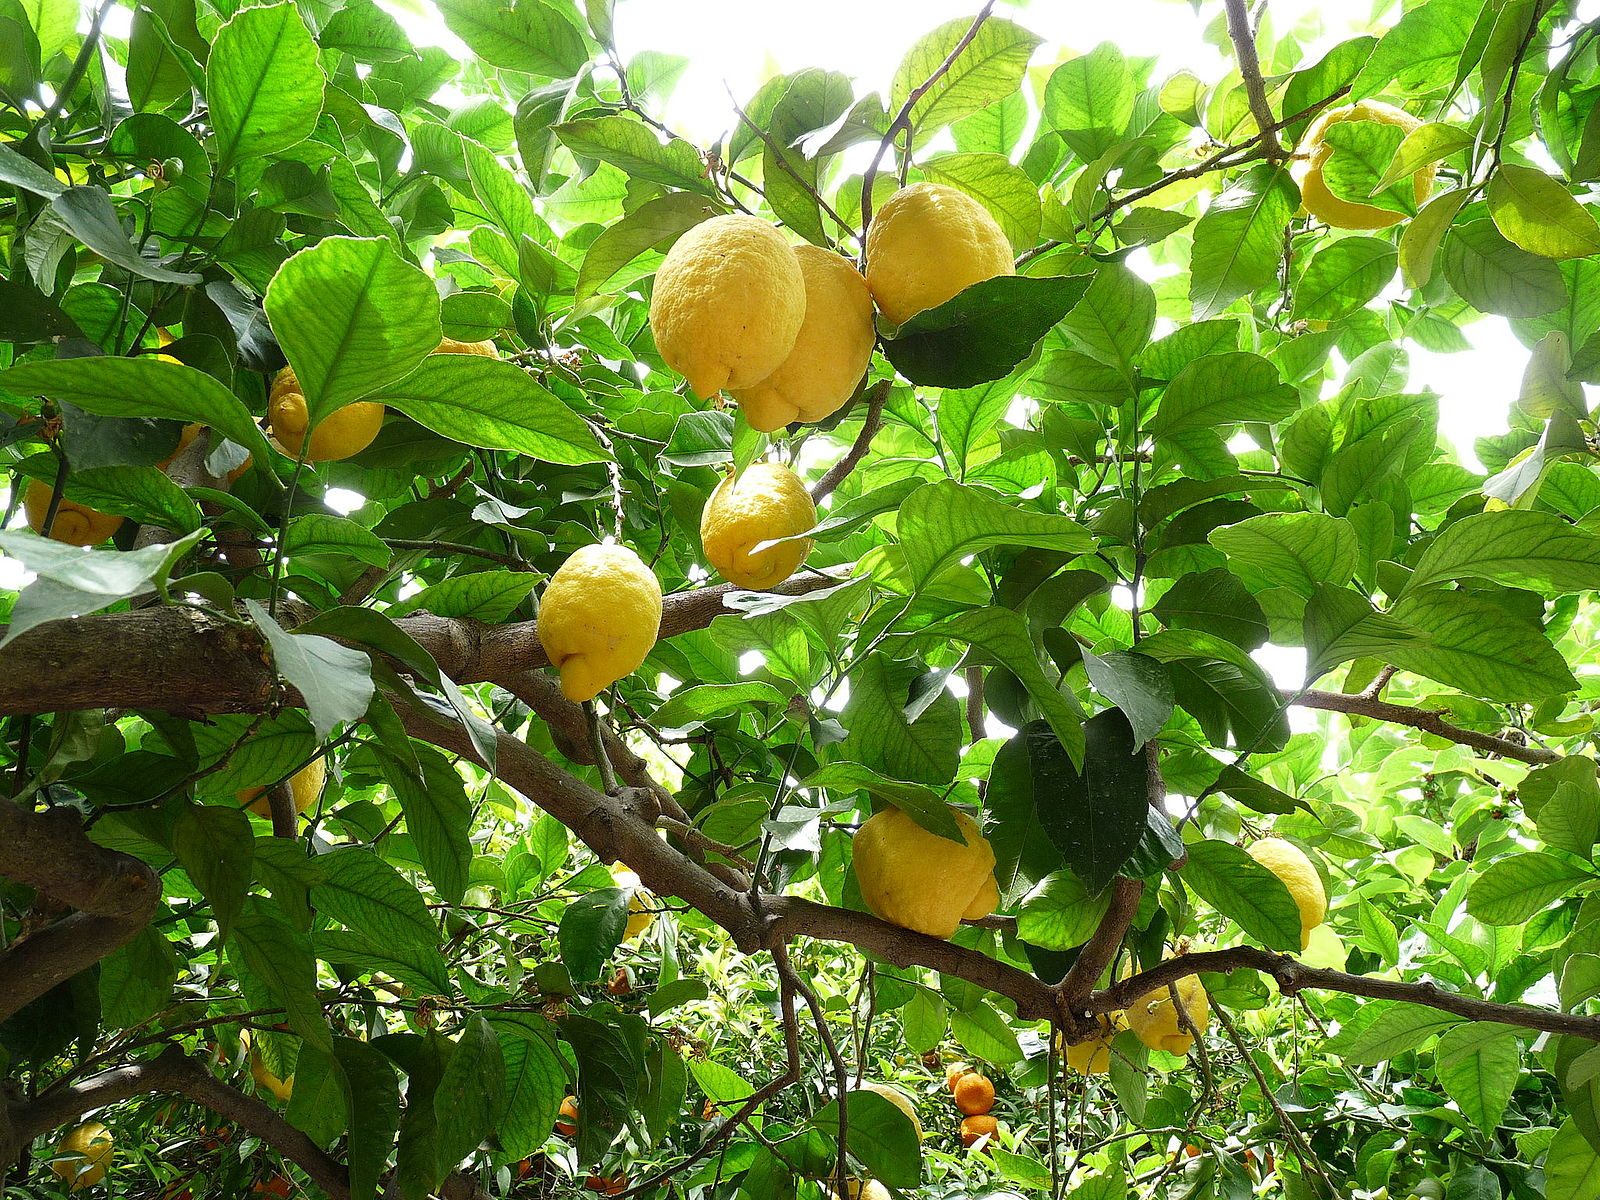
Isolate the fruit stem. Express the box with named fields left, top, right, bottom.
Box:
left=583, top=700, right=620, bottom=795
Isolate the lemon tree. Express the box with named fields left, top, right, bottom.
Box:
left=5, top=2, right=1600, bottom=1200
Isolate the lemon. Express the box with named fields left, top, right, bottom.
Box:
left=435, top=336, right=498, bottom=357
left=23, top=479, right=124, bottom=546
left=728, top=246, right=874, bottom=431
left=51, top=1122, right=113, bottom=1191
left=1247, top=836, right=1327, bottom=950
left=1062, top=1013, right=1125, bottom=1075
left=835, top=1182, right=890, bottom=1200
left=649, top=214, right=806, bottom=398
left=865, top=183, right=1014, bottom=325
left=242, top=1029, right=294, bottom=1103
left=610, top=865, right=655, bottom=941
left=700, top=463, right=816, bottom=590
left=238, top=757, right=327, bottom=821
left=268, top=366, right=384, bottom=463
left=537, top=543, right=663, bottom=702
left=852, top=805, right=998, bottom=939
left=1126, top=972, right=1209, bottom=1055
left=1299, top=100, right=1433, bottom=230
left=857, top=1082, right=923, bottom=1142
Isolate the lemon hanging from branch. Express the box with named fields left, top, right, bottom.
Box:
left=700, top=462, right=816, bottom=590
left=537, top=543, right=663, bottom=703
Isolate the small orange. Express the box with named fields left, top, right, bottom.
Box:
left=944, top=1063, right=973, bottom=1093
left=606, top=967, right=633, bottom=996
left=952, top=1072, right=995, bottom=1116
left=960, top=1114, right=998, bottom=1148
left=585, top=1172, right=627, bottom=1195
left=555, top=1095, right=579, bottom=1137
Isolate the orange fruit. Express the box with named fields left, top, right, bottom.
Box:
left=960, top=1114, right=998, bottom=1148
left=952, top=1073, right=995, bottom=1116
left=945, top=1063, right=973, bottom=1093
left=555, top=1095, right=579, bottom=1137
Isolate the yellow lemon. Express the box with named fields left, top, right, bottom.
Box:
left=24, top=479, right=124, bottom=546
left=238, top=757, right=327, bottom=820
left=648, top=214, right=806, bottom=398
left=1299, top=100, right=1433, bottom=230
left=268, top=367, right=384, bottom=463
left=727, top=246, right=875, bottom=431
left=700, top=463, right=816, bottom=590
left=537, top=543, right=663, bottom=702
left=865, top=183, right=1014, bottom=325
left=1062, top=1013, right=1125, bottom=1075
left=835, top=1183, right=891, bottom=1200
left=852, top=805, right=998, bottom=939
left=1126, top=972, right=1209, bottom=1055
left=435, top=336, right=499, bottom=357
left=242, top=1030, right=294, bottom=1103
left=1246, top=836, right=1327, bottom=950
left=610, top=865, right=655, bottom=941
left=51, top=1122, right=113, bottom=1191
left=857, top=1081, right=923, bottom=1143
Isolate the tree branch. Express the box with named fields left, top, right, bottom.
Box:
left=1291, top=689, right=1560, bottom=765
left=1223, top=0, right=1283, bottom=163
left=811, top=381, right=890, bottom=504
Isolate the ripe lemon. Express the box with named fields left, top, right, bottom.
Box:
left=268, top=367, right=384, bottom=463
left=649, top=214, right=806, bottom=398
left=51, top=1122, right=113, bottom=1191
left=238, top=757, right=327, bottom=820
left=834, top=1182, right=890, bottom=1200
left=1126, top=972, right=1209, bottom=1055
left=852, top=805, right=998, bottom=939
left=857, top=1081, right=923, bottom=1142
left=537, top=543, right=663, bottom=702
left=1247, top=836, right=1327, bottom=950
left=610, top=865, right=655, bottom=941
left=1062, top=1013, right=1125, bottom=1075
left=700, top=463, right=816, bottom=590
left=865, top=183, right=1014, bottom=325
left=728, top=246, right=874, bottom=431
left=1299, top=100, right=1433, bottom=230
left=24, top=479, right=123, bottom=546
left=435, top=336, right=498, bottom=357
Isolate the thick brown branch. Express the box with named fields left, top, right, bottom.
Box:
left=1223, top=0, right=1283, bottom=163
left=1095, top=947, right=1600, bottom=1041
left=811, top=381, right=890, bottom=504
left=1292, top=689, right=1559, bottom=765
left=1058, top=878, right=1142, bottom=1015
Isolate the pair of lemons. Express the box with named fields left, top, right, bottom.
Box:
left=649, top=182, right=1013, bottom=431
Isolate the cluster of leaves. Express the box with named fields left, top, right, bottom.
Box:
left=9, top=0, right=1600, bottom=1198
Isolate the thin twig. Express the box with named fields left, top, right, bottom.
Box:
left=810, top=381, right=890, bottom=503
left=724, top=86, right=854, bottom=238
left=1292, top=689, right=1559, bottom=764
left=584, top=699, right=620, bottom=795
left=39, top=0, right=117, bottom=125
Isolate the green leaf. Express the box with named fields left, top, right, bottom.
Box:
left=1209, top=512, right=1359, bottom=596
left=98, top=924, right=179, bottom=1030
left=1489, top=164, right=1600, bottom=260
left=891, top=15, right=1041, bottom=138
left=1058, top=263, right=1155, bottom=382
left=1079, top=649, right=1173, bottom=752
left=432, top=1016, right=506, bottom=1178
left=562, top=1011, right=647, bottom=1164
left=950, top=999, right=1024, bottom=1064
left=233, top=902, right=332, bottom=1052
left=1043, top=43, right=1135, bottom=161
left=50, top=188, right=201, bottom=283
left=1150, top=352, right=1299, bottom=438
left=1189, top=165, right=1298, bottom=320
left=51, top=464, right=202, bottom=535
left=1181, top=840, right=1303, bottom=952
left=1303, top=585, right=1426, bottom=679
left=558, top=889, right=630, bottom=982
left=805, top=762, right=962, bottom=841
left=265, top=235, right=442, bottom=424
left=1401, top=188, right=1471, bottom=288
left=494, top=1024, right=565, bottom=1159
left=284, top=514, right=391, bottom=568
left=812, top=1090, right=922, bottom=1188
left=336, top=1037, right=401, bottom=1200
left=313, top=846, right=439, bottom=950
left=1467, top=851, right=1593, bottom=924
left=1443, top=218, right=1567, bottom=319
left=934, top=607, right=1085, bottom=765
left=898, top=479, right=1093, bottom=593
left=1326, top=1000, right=1461, bottom=1065
left=440, top=291, right=510, bottom=342
left=1387, top=590, right=1578, bottom=703
left=1349, top=0, right=1483, bottom=100
left=1019, top=711, right=1148, bottom=893
left=0, top=357, right=274, bottom=466
left=575, top=192, right=721, bottom=302
left=173, top=802, right=254, bottom=943
left=1435, top=1023, right=1521, bottom=1133
left=1294, top=236, right=1397, bottom=321
left=652, top=681, right=788, bottom=730
left=385, top=745, right=472, bottom=905
left=1549, top=1118, right=1600, bottom=1200
left=1409, top=511, right=1600, bottom=594
left=901, top=987, right=946, bottom=1054
left=387, top=573, right=538, bottom=622
left=433, top=0, right=587, bottom=76
left=246, top=600, right=375, bottom=739
left=1137, top=629, right=1291, bottom=752
left=841, top=656, right=962, bottom=786
left=921, top=152, right=1042, bottom=249
left=207, top=2, right=325, bottom=169
left=1150, top=568, right=1268, bottom=650
left=378, top=354, right=606, bottom=464
left=286, top=1046, right=349, bottom=1146
left=881, top=274, right=1091, bottom=389
left=553, top=115, right=713, bottom=194
left=1320, top=121, right=1416, bottom=217
left=1017, top=870, right=1114, bottom=949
